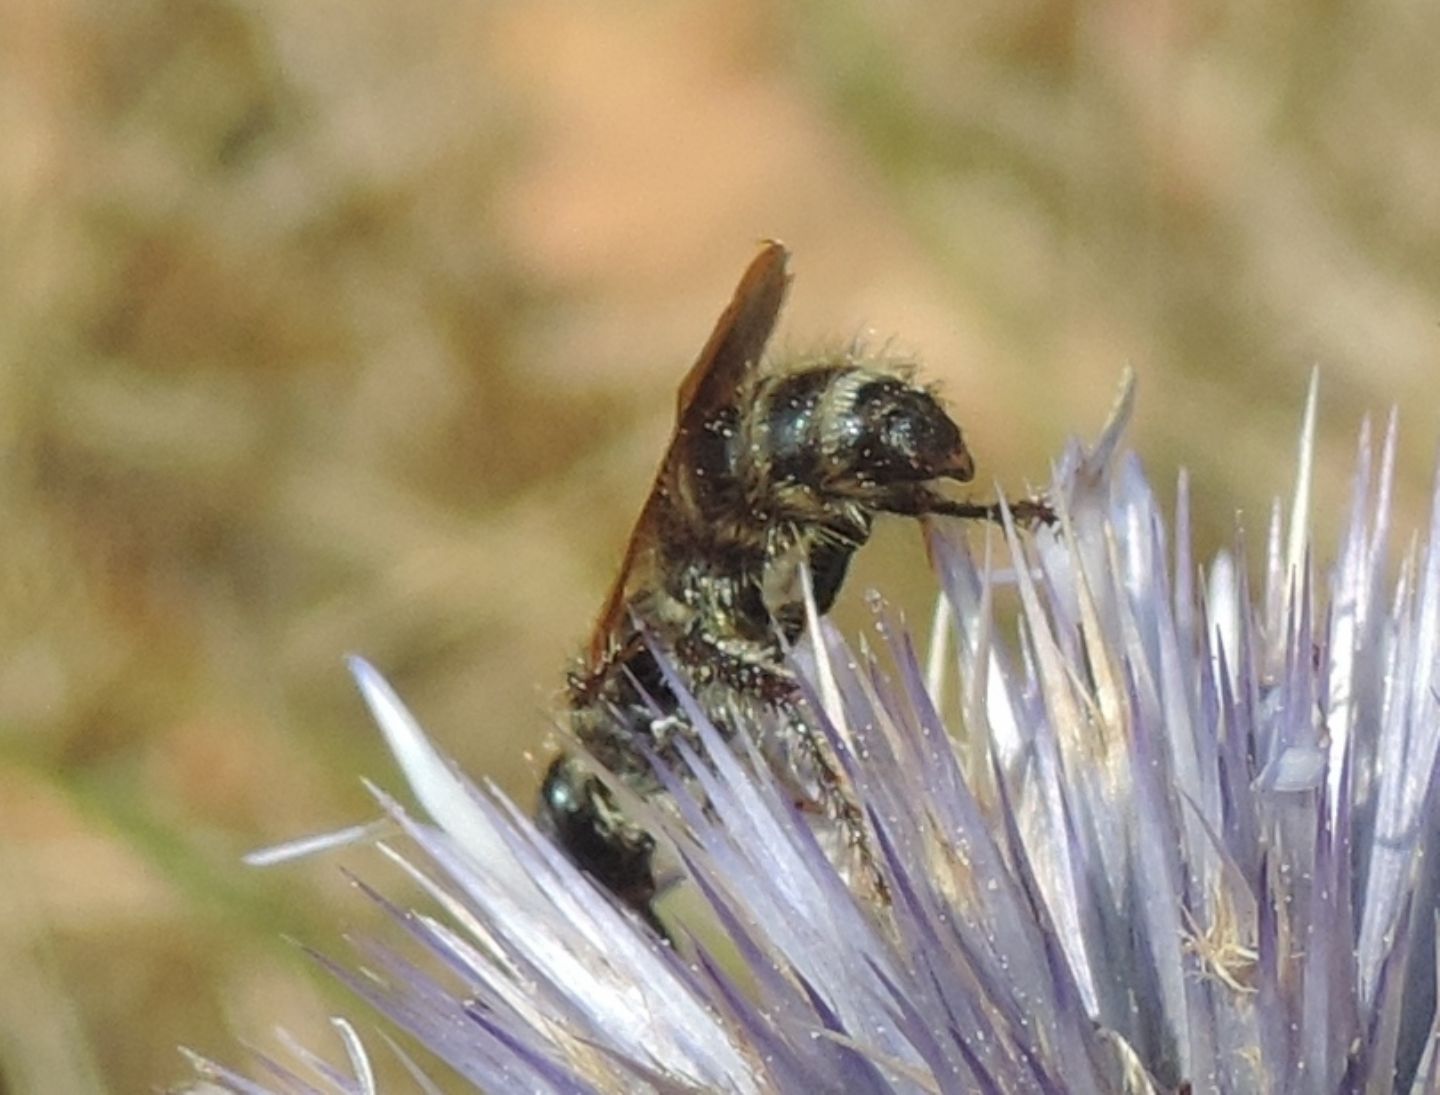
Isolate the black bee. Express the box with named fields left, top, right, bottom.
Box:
left=539, top=242, right=1048, bottom=931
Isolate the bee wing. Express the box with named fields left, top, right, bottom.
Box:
left=585, top=242, right=791, bottom=665
left=673, top=239, right=790, bottom=421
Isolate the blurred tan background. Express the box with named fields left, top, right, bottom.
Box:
left=2, top=1, right=1438, bottom=1091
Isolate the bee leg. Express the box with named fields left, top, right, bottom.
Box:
left=676, top=630, right=890, bottom=904
left=940, top=497, right=1055, bottom=527
left=888, top=487, right=1056, bottom=528
left=782, top=712, right=893, bottom=905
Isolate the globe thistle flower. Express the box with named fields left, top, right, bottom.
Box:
left=191, top=375, right=1440, bottom=1093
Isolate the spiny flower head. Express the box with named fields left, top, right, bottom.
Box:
left=193, top=376, right=1440, bottom=1093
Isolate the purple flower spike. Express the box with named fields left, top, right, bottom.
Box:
left=203, top=373, right=1440, bottom=1093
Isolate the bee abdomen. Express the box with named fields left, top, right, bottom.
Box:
left=538, top=754, right=658, bottom=912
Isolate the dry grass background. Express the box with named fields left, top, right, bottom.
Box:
left=1, top=1, right=1438, bottom=1091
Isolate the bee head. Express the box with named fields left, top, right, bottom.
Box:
left=832, top=376, right=974, bottom=491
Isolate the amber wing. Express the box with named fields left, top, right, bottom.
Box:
left=584, top=242, right=792, bottom=666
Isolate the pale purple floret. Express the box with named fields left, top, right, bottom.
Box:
left=192, top=374, right=1440, bottom=1093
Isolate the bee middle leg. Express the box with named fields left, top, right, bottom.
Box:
left=674, top=630, right=890, bottom=903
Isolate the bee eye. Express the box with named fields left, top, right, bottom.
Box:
left=836, top=378, right=968, bottom=487
left=882, top=410, right=923, bottom=456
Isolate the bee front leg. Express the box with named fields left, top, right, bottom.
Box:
left=882, top=486, right=1055, bottom=528
left=930, top=496, right=1056, bottom=527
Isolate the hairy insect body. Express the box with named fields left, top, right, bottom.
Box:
left=539, top=244, right=1041, bottom=929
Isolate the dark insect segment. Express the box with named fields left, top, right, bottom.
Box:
left=537, top=243, right=1051, bottom=931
